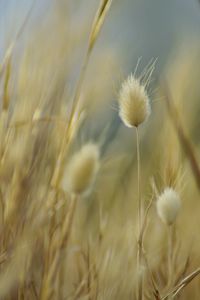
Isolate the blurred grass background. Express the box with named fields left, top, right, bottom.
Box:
left=0, top=1, right=200, bottom=299
left=1, top=0, right=200, bottom=70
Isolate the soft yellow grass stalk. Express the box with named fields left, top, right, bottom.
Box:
left=51, top=0, right=113, bottom=191
left=118, top=74, right=151, bottom=300
left=0, top=1, right=35, bottom=80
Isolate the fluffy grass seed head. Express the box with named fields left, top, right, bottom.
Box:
left=62, top=143, right=100, bottom=196
left=118, top=74, right=151, bottom=127
left=156, top=187, right=181, bottom=226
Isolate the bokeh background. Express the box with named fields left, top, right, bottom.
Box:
left=1, top=0, right=200, bottom=74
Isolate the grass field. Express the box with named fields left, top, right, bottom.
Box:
left=0, top=1, right=200, bottom=299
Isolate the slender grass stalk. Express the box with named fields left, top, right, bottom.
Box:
left=163, top=83, right=200, bottom=193
left=118, top=73, right=151, bottom=300
left=167, top=225, right=173, bottom=288
left=136, top=127, right=141, bottom=230
left=51, top=0, right=113, bottom=190
left=162, top=267, right=200, bottom=300
left=0, top=0, right=35, bottom=80
left=136, top=126, right=143, bottom=300
left=40, top=195, right=78, bottom=300
left=44, top=2, right=113, bottom=292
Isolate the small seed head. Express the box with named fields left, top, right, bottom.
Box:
left=62, top=143, right=100, bottom=196
left=156, top=187, right=181, bottom=226
left=118, top=75, right=150, bottom=127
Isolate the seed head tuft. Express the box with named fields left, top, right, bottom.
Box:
left=156, top=187, right=181, bottom=226
left=62, top=143, right=100, bottom=196
left=118, top=74, right=150, bottom=127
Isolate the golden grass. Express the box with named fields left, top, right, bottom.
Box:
left=0, top=1, right=200, bottom=300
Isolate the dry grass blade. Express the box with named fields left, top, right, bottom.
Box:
left=162, top=82, right=200, bottom=192
left=0, top=0, right=35, bottom=80
left=140, top=192, right=161, bottom=300
left=67, top=0, right=113, bottom=126
left=161, top=267, right=200, bottom=299
left=2, top=57, right=11, bottom=111
left=40, top=195, right=78, bottom=300
left=88, top=0, right=113, bottom=52
left=142, top=250, right=161, bottom=300
left=138, top=196, right=153, bottom=247
left=51, top=0, right=113, bottom=189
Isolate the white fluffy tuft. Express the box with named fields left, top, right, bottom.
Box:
left=62, top=143, right=100, bottom=196
left=157, top=187, right=181, bottom=226
left=118, top=75, right=151, bottom=127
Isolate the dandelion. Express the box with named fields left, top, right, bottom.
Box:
left=118, top=74, right=150, bottom=128
left=157, top=187, right=181, bottom=226
left=61, top=143, right=100, bottom=196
